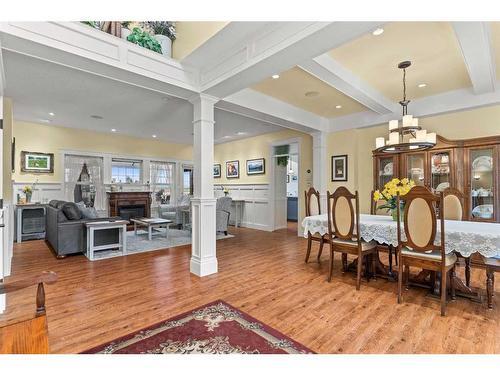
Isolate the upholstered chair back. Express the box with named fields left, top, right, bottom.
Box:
left=305, top=187, right=321, bottom=216
left=397, top=186, right=444, bottom=254
left=327, top=187, right=359, bottom=241
left=216, top=196, right=233, bottom=212
left=442, top=188, right=465, bottom=221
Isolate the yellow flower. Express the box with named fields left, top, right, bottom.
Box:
left=373, top=190, right=381, bottom=201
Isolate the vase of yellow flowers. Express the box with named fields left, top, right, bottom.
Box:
left=373, top=178, right=416, bottom=221
left=22, top=185, right=33, bottom=203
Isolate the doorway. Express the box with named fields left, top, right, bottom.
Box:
left=270, top=139, right=300, bottom=234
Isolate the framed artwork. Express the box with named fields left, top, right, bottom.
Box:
left=331, top=155, right=348, bottom=182
left=226, top=160, right=240, bottom=179
left=246, top=158, right=265, bottom=175
left=21, top=151, right=54, bottom=173
left=213, top=164, right=221, bottom=178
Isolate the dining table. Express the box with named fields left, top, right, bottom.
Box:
left=301, top=213, right=500, bottom=298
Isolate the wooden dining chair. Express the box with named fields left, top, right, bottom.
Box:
left=440, top=187, right=472, bottom=287
left=327, top=187, right=377, bottom=289
left=304, top=187, right=325, bottom=263
left=396, top=186, right=457, bottom=316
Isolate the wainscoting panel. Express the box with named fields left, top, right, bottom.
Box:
left=214, top=184, right=271, bottom=231
left=13, top=182, right=64, bottom=204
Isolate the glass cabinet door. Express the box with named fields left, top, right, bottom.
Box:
left=406, top=153, right=426, bottom=186
left=377, top=156, right=396, bottom=189
left=430, top=151, right=452, bottom=192
left=470, top=148, right=495, bottom=221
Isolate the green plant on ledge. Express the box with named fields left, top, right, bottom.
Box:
left=126, top=27, right=162, bottom=54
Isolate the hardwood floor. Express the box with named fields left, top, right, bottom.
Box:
left=5, top=226, right=499, bottom=354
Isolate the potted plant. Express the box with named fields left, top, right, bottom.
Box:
left=121, top=21, right=132, bottom=40
left=144, top=21, right=176, bottom=57
left=126, top=27, right=162, bottom=54
left=373, top=178, right=415, bottom=221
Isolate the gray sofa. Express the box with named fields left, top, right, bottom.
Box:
left=46, top=200, right=118, bottom=258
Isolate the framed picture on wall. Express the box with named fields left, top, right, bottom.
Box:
left=226, top=160, right=240, bottom=179
left=21, top=151, right=54, bottom=173
left=213, top=164, right=221, bottom=178
left=246, top=158, right=265, bottom=175
left=331, top=155, right=348, bottom=182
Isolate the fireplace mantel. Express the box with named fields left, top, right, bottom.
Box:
left=108, top=192, right=152, bottom=229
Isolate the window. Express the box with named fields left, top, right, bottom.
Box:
left=183, top=166, right=193, bottom=196
left=64, top=154, right=105, bottom=210
left=150, top=161, right=175, bottom=204
left=111, top=159, right=142, bottom=184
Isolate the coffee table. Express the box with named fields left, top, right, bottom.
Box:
left=85, top=220, right=128, bottom=261
left=131, top=218, right=173, bottom=240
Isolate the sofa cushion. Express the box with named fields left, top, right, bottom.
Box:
left=76, top=201, right=99, bottom=219
left=62, top=202, right=82, bottom=220
left=49, top=200, right=66, bottom=209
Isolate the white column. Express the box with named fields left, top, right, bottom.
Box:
left=0, top=96, right=4, bottom=283
left=312, top=131, right=328, bottom=210
left=189, top=94, right=218, bottom=277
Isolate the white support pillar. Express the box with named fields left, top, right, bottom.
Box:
left=312, top=131, right=328, bottom=210
left=189, top=94, right=218, bottom=277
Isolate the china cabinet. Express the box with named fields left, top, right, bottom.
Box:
left=373, top=134, right=500, bottom=222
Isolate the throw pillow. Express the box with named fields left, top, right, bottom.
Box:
left=76, top=201, right=99, bottom=219
left=62, top=202, right=82, bottom=220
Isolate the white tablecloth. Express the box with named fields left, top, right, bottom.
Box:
left=301, top=214, right=500, bottom=258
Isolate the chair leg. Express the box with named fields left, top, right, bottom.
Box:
left=450, top=266, right=456, bottom=301
left=440, top=270, right=447, bottom=317
left=224, top=231, right=228, bottom=236
left=404, top=265, right=410, bottom=290
left=342, top=253, right=348, bottom=272
left=305, top=236, right=312, bottom=263
left=388, top=245, right=393, bottom=274
left=464, top=257, right=471, bottom=287
left=371, top=252, right=377, bottom=280
left=486, top=268, right=494, bottom=309
left=317, top=237, right=324, bottom=263
left=356, top=254, right=363, bottom=290
left=328, top=246, right=334, bottom=282
left=397, top=259, right=403, bottom=304
left=365, top=255, right=370, bottom=282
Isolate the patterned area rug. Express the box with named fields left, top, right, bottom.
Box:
left=82, top=300, right=313, bottom=354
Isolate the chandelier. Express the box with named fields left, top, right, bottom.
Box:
left=374, top=61, right=436, bottom=153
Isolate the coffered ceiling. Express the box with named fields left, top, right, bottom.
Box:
left=251, top=67, right=368, bottom=118
left=329, top=22, right=472, bottom=102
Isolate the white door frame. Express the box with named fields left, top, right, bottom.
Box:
left=268, top=137, right=301, bottom=233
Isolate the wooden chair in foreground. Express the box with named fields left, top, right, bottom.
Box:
left=304, top=187, right=326, bottom=263
left=327, top=187, right=377, bottom=289
left=0, top=271, right=57, bottom=354
left=396, top=187, right=457, bottom=316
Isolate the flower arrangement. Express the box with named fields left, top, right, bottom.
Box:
left=143, top=21, right=176, bottom=41
left=22, top=186, right=33, bottom=195
left=222, top=186, right=229, bottom=196
left=373, top=178, right=415, bottom=220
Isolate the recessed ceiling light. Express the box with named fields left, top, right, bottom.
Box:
left=152, top=134, right=157, bottom=138
left=90, top=115, right=103, bottom=120
left=223, top=135, right=232, bottom=139
left=49, top=112, right=55, bottom=116
left=39, top=119, right=50, bottom=123
left=111, top=128, right=117, bottom=132
left=272, top=74, right=280, bottom=79
left=236, top=131, right=248, bottom=135
left=372, top=28, right=384, bottom=36
left=335, top=105, right=342, bottom=109
left=305, top=91, right=319, bottom=98
left=418, top=83, right=427, bottom=88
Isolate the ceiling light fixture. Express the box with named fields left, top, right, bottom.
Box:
left=374, top=61, right=436, bottom=153
left=49, top=112, right=55, bottom=116
left=223, top=135, right=232, bottom=139
left=111, top=128, right=117, bottom=132
left=272, top=74, right=280, bottom=79
left=152, top=134, right=157, bottom=138
left=236, top=131, right=248, bottom=135
left=372, top=28, right=384, bottom=36
left=90, top=115, right=103, bottom=120
left=335, top=105, right=342, bottom=109
left=418, top=83, right=427, bottom=88
left=39, top=119, right=50, bottom=123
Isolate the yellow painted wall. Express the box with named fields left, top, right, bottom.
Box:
left=327, top=104, right=500, bottom=214
left=173, top=22, right=229, bottom=60
left=2, top=98, right=13, bottom=202
left=13, top=121, right=193, bottom=183
left=215, top=129, right=313, bottom=225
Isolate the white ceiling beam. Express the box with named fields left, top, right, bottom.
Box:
left=220, top=88, right=329, bottom=133
left=452, top=22, right=496, bottom=95
left=200, top=22, right=384, bottom=98
left=299, top=54, right=398, bottom=115
left=0, top=40, right=5, bottom=95
left=328, top=83, right=500, bottom=132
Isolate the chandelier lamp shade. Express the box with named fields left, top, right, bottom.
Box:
left=374, top=61, right=436, bottom=153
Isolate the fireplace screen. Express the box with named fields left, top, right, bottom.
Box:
left=118, top=205, right=146, bottom=221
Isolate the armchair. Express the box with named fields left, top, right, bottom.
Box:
left=158, top=195, right=192, bottom=227
left=216, top=196, right=232, bottom=235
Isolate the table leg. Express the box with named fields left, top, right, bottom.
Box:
left=165, top=224, right=169, bottom=240
left=134, top=222, right=137, bottom=235
left=148, top=226, right=152, bottom=241
left=89, top=228, right=94, bottom=261
left=122, top=224, right=127, bottom=255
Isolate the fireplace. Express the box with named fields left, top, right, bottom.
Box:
left=108, top=192, right=151, bottom=230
